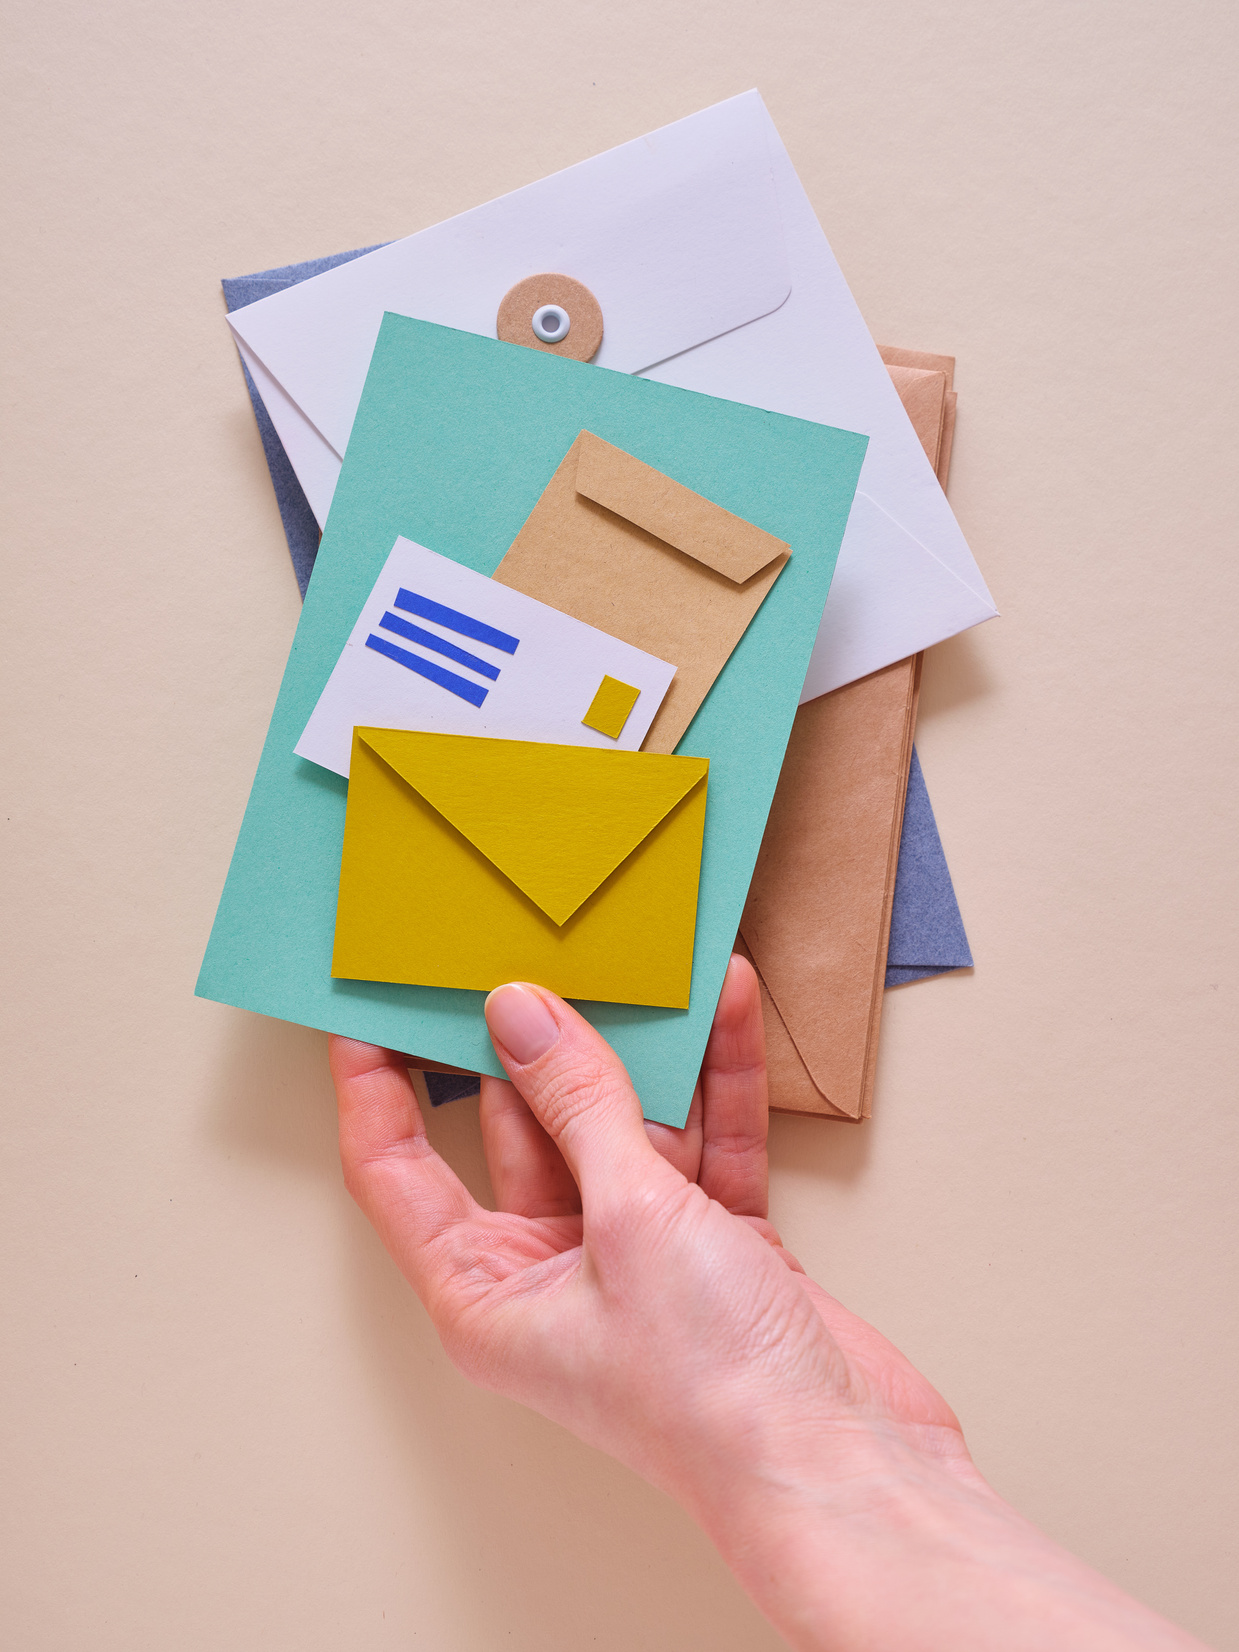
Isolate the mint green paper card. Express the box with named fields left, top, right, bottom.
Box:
left=197, top=317, right=866, bottom=1126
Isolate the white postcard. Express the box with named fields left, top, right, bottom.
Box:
left=296, top=539, right=678, bottom=777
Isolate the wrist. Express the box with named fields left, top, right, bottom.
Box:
left=719, top=1431, right=1000, bottom=1649
left=685, top=1411, right=984, bottom=1639
left=671, top=1412, right=1192, bottom=1652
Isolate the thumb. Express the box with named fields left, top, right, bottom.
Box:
left=483, top=982, right=669, bottom=1206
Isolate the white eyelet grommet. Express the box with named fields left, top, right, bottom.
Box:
left=496, top=275, right=603, bottom=361
left=531, top=304, right=571, bottom=343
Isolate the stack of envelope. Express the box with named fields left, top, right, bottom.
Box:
left=199, top=90, right=992, bottom=1128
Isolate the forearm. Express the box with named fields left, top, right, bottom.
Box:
left=685, top=1422, right=1207, bottom=1652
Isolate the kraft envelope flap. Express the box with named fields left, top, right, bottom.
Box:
left=574, top=431, right=788, bottom=584
left=359, top=729, right=708, bottom=926
left=741, top=659, right=917, bottom=1116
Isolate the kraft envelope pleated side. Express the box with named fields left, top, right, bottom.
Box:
left=196, top=316, right=867, bottom=1128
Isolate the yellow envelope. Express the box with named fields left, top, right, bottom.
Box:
left=333, top=729, right=710, bottom=1008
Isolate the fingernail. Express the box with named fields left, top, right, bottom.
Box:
left=484, top=983, right=560, bottom=1066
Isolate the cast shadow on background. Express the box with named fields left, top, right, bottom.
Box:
left=917, top=612, right=998, bottom=725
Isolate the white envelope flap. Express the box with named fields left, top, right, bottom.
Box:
left=228, top=93, right=791, bottom=462
left=799, top=494, right=999, bottom=702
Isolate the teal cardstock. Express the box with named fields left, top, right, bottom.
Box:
left=196, top=316, right=867, bottom=1126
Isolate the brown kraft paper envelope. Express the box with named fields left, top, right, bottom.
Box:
left=738, top=656, right=922, bottom=1119
left=739, top=349, right=956, bottom=1119
left=879, top=347, right=956, bottom=491
left=878, top=345, right=955, bottom=385
left=885, top=365, right=948, bottom=470
left=492, top=430, right=789, bottom=754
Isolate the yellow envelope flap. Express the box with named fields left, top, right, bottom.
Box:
left=573, top=430, right=789, bottom=585
left=356, top=729, right=709, bottom=926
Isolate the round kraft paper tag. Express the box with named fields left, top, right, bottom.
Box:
left=495, top=273, right=604, bottom=362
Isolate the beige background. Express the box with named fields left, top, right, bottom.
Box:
left=3, top=1, right=1236, bottom=1646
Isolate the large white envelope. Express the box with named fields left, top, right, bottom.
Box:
left=226, top=91, right=997, bottom=703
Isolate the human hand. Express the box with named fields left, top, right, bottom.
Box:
left=330, top=958, right=1208, bottom=1652
left=331, top=957, right=963, bottom=1504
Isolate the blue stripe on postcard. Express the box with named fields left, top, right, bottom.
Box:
left=365, top=634, right=489, bottom=706
left=377, top=611, right=501, bottom=680
left=393, top=588, right=519, bottom=654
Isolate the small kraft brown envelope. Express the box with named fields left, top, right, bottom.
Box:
left=739, top=347, right=956, bottom=1120
left=493, top=430, right=789, bottom=754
